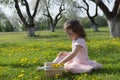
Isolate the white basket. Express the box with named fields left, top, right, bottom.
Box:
left=44, top=62, right=64, bottom=77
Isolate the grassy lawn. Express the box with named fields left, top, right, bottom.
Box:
left=0, top=27, right=120, bottom=80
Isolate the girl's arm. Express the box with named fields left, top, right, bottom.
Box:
left=58, top=45, right=82, bottom=64
left=57, top=52, right=70, bottom=57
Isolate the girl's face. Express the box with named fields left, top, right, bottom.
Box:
left=65, top=29, right=79, bottom=40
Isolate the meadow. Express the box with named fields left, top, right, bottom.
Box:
left=0, top=27, right=120, bottom=80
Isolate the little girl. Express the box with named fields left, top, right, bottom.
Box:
left=52, top=20, right=102, bottom=73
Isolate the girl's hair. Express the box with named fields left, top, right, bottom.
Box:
left=64, top=19, right=86, bottom=38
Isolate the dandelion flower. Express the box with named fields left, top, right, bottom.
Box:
left=55, top=74, right=60, bottom=78
left=92, top=77, right=97, bottom=80
left=21, top=70, right=24, bottom=73
left=77, top=77, right=82, bottom=80
left=55, top=64, right=60, bottom=68
left=0, top=66, right=2, bottom=69
left=18, top=73, right=24, bottom=78
left=52, top=64, right=56, bottom=68
left=60, top=63, right=64, bottom=67
left=84, top=73, right=87, bottom=76
left=35, top=76, right=39, bottom=79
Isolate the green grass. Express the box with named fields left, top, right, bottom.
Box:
left=0, top=27, right=120, bottom=80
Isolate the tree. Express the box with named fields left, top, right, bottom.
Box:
left=65, top=0, right=81, bottom=20
left=0, top=8, right=14, bottom=32
left=73, top=0, right=99, bottom=32
left=1, top=0, right=40, bottom=36
left=91, top=0, right=120, bottom=38
left=81, top=16, right=107, bottom=28
left=13, top=0, right=40, bottom=37
left=42, top=0, right=65, bottom=32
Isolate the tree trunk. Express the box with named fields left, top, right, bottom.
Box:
left=108, top=19, right=120, bottom=38
left=51, top=26, right=55, bottom=32
left=28, top=27, right=35, bottom=37
left=93, top=24, right=99, bottom=32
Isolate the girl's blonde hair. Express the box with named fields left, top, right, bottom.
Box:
left=64, top=20, right=86, bottom=38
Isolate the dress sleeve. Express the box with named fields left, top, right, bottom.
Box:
left=74, top=38, right=86, bottom=48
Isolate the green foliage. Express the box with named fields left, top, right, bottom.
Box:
left=81, top=16, right=107, bottom=28
left=0, top=28, right=120, bottom=80
left=0, top=11, right=14, bottom=32
left=95, top=16, right=107, bottom=27
left=0, top=0, right=14, bottom=5
left=57, top=15, right=68, bottom=28
left=0, top=24, right=2, bottom=31
left=1, top=21, right=14, bottom=32
left=35, top=20, right=50, bottom=31
left=81, top=17, right=92, bottom=28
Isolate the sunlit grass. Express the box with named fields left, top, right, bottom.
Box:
left=0, top=27, right=120, bottom=80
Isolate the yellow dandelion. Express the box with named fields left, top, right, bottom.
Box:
left=55, top=74, right=60, bottom=78
left=35, top=76, right=39, bottom=79
left=33, top=57, right=38, bottom=64
left=92, top=77, right=97, bottom=80
left=55, top=64, right=60, bottom=68
left=77, top=77, right=82, bottom=80
left=84, top=73, right=88, bottom=76
left=18, top=73, right=24, bottom=78
left=14, top=68, right=17, bottom=71
left=0, top=66, right=2, bottom=69
left=52, top=64, right=56, bottom=68
left=21, top=70, right=24, bottom=73
left=52, top=63, right=61, bottom=68
left=60, top=63, right=64, bottom=67
left=20, top=57, right=28, bottom=63
left=30, top=73, right=33, bottom=75
left=33, top=60, right=37, bottom=64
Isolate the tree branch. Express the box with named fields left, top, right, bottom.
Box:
left=82, top=0, right=91, bottom=18
left=55, top=1, right=65, bottom=22
left=14, top=0, right=28, bottom=27
left=92, top=4, right=98, bottom=18
left=32, top=0, right=40, bottom=18
left=24, top=0, right=31, bottom=17
left=84, top=0, right=98, bottom=24
left=43, top=0, right=53, bottom=26
left=91, top=0, right=112, bottom=19
left=112, top=0, right=120, bottom=17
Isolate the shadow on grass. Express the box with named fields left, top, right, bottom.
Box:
left=1, top=63, right=120, bottom=80
left=59, top=68, right=120, bottom=79
left=86, top=29, right=109, bottom=33
left=0, top=63, right=34, bottom=68
left=1, top=63, right=120, bottom=74
left=37, top=35, right=60, bottom=38
left=90, top=68, right=120, bottom=75
left=101, top=58, right=120, bottom=64
left=32, top=34, right=66, bottom=40
left=40, top=72, right=76, bottom=80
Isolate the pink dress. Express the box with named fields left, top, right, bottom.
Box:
left=53, top=38, right=102, bottom=73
